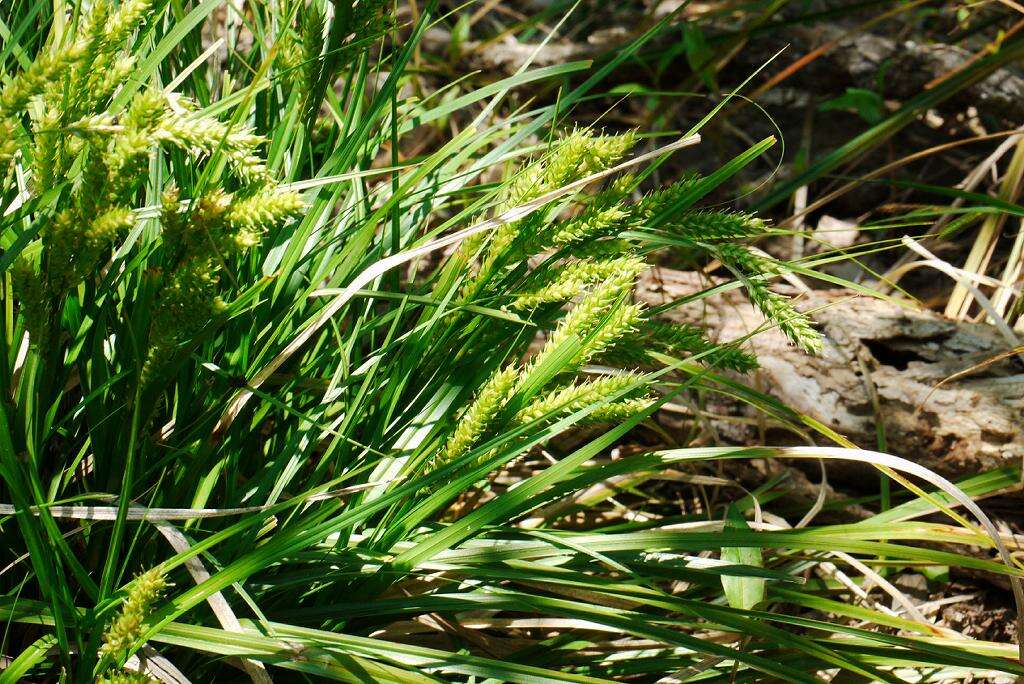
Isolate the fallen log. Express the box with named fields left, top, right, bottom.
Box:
left=638, top=268, right=1024, bottom=478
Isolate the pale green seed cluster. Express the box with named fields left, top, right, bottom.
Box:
left=632, top=184, right=821, bottom=353
left=1, top=1, right=304, bottom=364
left=433, top=131, right=654, bottom=469
left=666, top=209, right=767, bottom=241
left=99, top=568, right=166, bottom=661
left=20, top=83, right=167, bottom=336
left=433, top=367, right=519, bottom=469
left=225, top=189, right=307, bottom=237
left=545, top=201, right=631, bottom=249
left=510, top=256, right=645, bottom=311
left=144, top=184, right=303, bottom=379
left=0, top=1, right=155, bottom=337
left=513, top=373, right=650, bottom=425
left=95, top=670, right=158, bottom=684
left=461, top=129, right=636, bottom=284
left=545, top=175, right=820, bottom=355
left=30, top=0, right=156, bottom=171
left=437, top=253, right=649, bottom=468
left=502, top=130, right=636, bottom=209
left=155, top=114, right=271, bottom=185
left=532, top=280, right=645, bottom=370
left=608, top=320, right=759, bottom=373
left=713, top=243, right=822, bottom=353
left=0, top=47, right=85, bottom=119
left=435, top=270, right=649, bottom=469
left=437, top=127, right=819, bottom=470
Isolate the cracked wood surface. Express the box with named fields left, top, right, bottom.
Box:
left=640, top=268, right=1024, bottom=476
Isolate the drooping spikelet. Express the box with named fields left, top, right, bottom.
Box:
left=539, top=177, right=765, bottom=253
left=575, top=301, right=645, bottom=367
left=156, top=113, right=270, bottom=184
left=607, top=319, right=759, bottom=373
left=511, top=256, right=646, bottom=310
left=436, top=250, right=647, bottom=468
left=125, top=90, right=167, bottom=133
left=569, top=238, right=638, bottom=260
left=436, top=366, right=519, bottom=466
left=584, top=397, right=655, bottom=423
left=533, top=279, right=644, bottom=371
left=666, top=210, right=768, bottom=242
left=713, top=243, right=822, bottom=353
left=546, top=201, right=631, bottom=249
left=99, top=568, right=166, bottom=660
left=465, top=129, right=637, bottom=283
left=0, top=46, right=84, bottom=117
left=630, top=173, right=704, bottom=225
left=224, top=189, right=305, bottom=236
left=502, top=129, right=635, bottom=208
left=156, top=115, right=263, bottom=154
left=514, top=373, right=650, bottom=425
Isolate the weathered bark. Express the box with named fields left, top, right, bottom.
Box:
left=639, top=268, right=1024, bottom=478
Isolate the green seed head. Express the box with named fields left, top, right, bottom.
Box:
left=99, top=568, right=167, bottom=661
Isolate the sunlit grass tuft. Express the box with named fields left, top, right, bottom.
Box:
left=0, top=1, right=1019, bottom=682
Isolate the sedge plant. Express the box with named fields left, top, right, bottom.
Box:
left=0, top=1, right=1020, bottom=682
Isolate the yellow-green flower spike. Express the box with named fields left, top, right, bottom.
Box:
left=434, top=366, right=519, bottom=469
left=514, top=373, right=648, bottom=425
left=99, top=568, right=166, bottom=661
